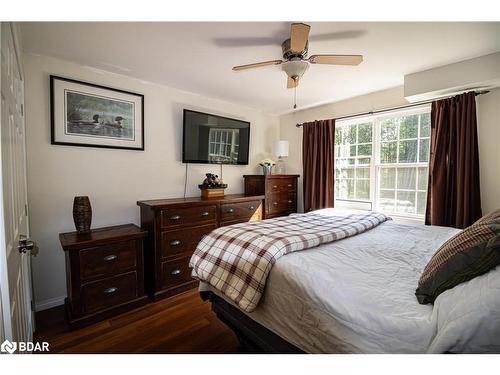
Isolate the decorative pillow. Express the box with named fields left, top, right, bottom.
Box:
left=416, top=210, right=500, bottom=304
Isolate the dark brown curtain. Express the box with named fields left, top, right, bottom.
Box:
left=302, top=119, right=335, bottom=212
left=425, top=92, right=482, bottom=229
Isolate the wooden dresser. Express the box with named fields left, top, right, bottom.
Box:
left=137, top=194, right=265, bottom=301
left=59, top=224, right=148, bottom=328
left=243, top=174, right=300, bottom=219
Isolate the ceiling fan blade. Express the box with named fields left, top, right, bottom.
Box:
left=232, top=59, right=283, bottom=71
left=308, top=54, right=363, bottom=65
left=287, top=76, right=299, bottom=89
left=290, top=23, right=310, bottom=53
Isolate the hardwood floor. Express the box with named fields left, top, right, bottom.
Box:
left=34, top=288, right=240, bottom=353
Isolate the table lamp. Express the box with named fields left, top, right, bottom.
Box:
left=273, top=140, right=289, bottom=174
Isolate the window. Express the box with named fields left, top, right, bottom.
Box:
left=334, top=106, right=431, bottom=218
left=335, top=122, right=372, bottom=201
left=208, top=128, right=239, bottom=163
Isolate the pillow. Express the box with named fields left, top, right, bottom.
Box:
left=416, top=210, right=500, bottom=304
left=428, top=264, right=500, bottom=353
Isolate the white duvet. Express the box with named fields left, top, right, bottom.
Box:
left=202, top=210, right=500, bottom=353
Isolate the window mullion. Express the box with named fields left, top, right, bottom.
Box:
left=373, top=118, right=379, bottom=211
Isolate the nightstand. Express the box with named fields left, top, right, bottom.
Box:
left=59, top=224, right=148, bottom=329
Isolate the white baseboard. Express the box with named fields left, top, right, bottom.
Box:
left=35, top=296, right=66, bottom=312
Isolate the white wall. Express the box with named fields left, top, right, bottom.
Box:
left=404, top=52, right=500, bottom=102
left=476, top=88, right=500, bottom=214
left=280, top=86, right=500, bottom=215
left=24, top=53, right=280, bottom=310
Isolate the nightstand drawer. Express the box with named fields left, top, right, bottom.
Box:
left=160, top=224, right=217, bottom=259
left=81, top=271, right=138, bottom=314
left=79, top=240, right=137, bottom=281
left=220, top=200, right=262, bottom=222
left=161, top=205, right=217, bottom=228
left=267, top=178, right=296, bottom=193
left=160, top=257, right=194, bottom=289
left=267, top=192, right=296, bottom=215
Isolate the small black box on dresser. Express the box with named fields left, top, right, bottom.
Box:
left=59, top=224, right=148, bottom=329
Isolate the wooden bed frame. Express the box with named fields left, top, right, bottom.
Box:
left=200, top=291, right=305, bottom=353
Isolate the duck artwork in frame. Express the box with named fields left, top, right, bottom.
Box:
left=50, top=75, right=144, bottom=150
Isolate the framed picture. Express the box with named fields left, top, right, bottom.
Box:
left=50, top=75, right=144, bottom=150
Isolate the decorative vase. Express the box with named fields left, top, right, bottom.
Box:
left=73, top=196, right=92, bottom=234
left=262, top=165, right=273, bottom=175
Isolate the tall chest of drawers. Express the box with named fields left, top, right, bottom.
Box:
left=137, top=194, right=265, bottom=301
left=243, top=174, right=300, bottom=219
left=60, top=224, right=148, bottom=328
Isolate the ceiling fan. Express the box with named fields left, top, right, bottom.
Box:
left=232, top=23, right=363, bottom=91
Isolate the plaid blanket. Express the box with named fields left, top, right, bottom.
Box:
left=190, top=211, right=390, bottom=312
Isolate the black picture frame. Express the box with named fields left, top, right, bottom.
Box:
left=50, top=75, right=145, bottom=151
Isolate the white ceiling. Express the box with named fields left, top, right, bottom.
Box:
left=20, top=22, right=500, bottom=114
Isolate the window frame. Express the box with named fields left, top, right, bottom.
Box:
left=334, top=105, right=431, bottom=220
left=334, top=119, right=374, bottom=202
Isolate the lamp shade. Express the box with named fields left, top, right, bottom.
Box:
left=273, top=140, right=289, bottom=157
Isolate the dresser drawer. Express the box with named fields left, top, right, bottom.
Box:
left=267, top=178, right=296, bottom=193
left=161, top=205, right=217, bottom=228
left=79, top=240, right=137, bottom=281
left=220, top=200, right=262, bottom=222
left=160, top=223, right=217, bottom=259
left=81, top=271, right=138, bottom=314
left=266, top=192, right=296, bottom=215
left=160, top=257, right=194, bottom=289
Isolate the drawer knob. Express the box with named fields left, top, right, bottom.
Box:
left=288, top=200, right=293, bottom=203
left=287, top=184, right=293, bottom=187
left=170, top=240, right=181, bottom=246
left=103, top=287, right=118, bottom=294
left=170, top=215, right=181, bottom=220
left=248, top=206, right=255, bottom=210
left=200, top=211, right=210, bottom=217
left=227, top=208, right=235, bottom=213
left=273, top=185, right=278, bottom=189
left=171, top=269, right=181, bottom=276
left=273, top=202, right=278, bottom=206
left=103, top=254, right=118, bottom=261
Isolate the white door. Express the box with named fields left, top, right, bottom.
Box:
left=0, top=22, right=34, bottom=351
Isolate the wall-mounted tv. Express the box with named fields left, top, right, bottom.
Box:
left=182, top=109, right=250, bottom=165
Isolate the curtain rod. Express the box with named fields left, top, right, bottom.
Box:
left=295, top=90, right=490, bottom=127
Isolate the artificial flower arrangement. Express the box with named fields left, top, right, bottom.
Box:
left=259, top=158, right=276, bottom=167
left=259, top=158, right=275, bottom=175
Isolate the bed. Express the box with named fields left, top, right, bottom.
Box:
left=193, top=209, right=500, bottom=353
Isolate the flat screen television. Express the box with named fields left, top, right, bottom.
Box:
left=182, top=109, right=250, bottom=165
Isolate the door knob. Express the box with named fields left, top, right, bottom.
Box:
left=18, top=235, right=38, bottom=255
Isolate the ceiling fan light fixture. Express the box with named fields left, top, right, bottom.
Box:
left=282, top=60, right=309, bottom=79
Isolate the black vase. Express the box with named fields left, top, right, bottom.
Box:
left=73, top=196, right=92, bottom=234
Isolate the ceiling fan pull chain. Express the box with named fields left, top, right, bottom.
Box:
left=293, top=87, right=296, bottom=109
